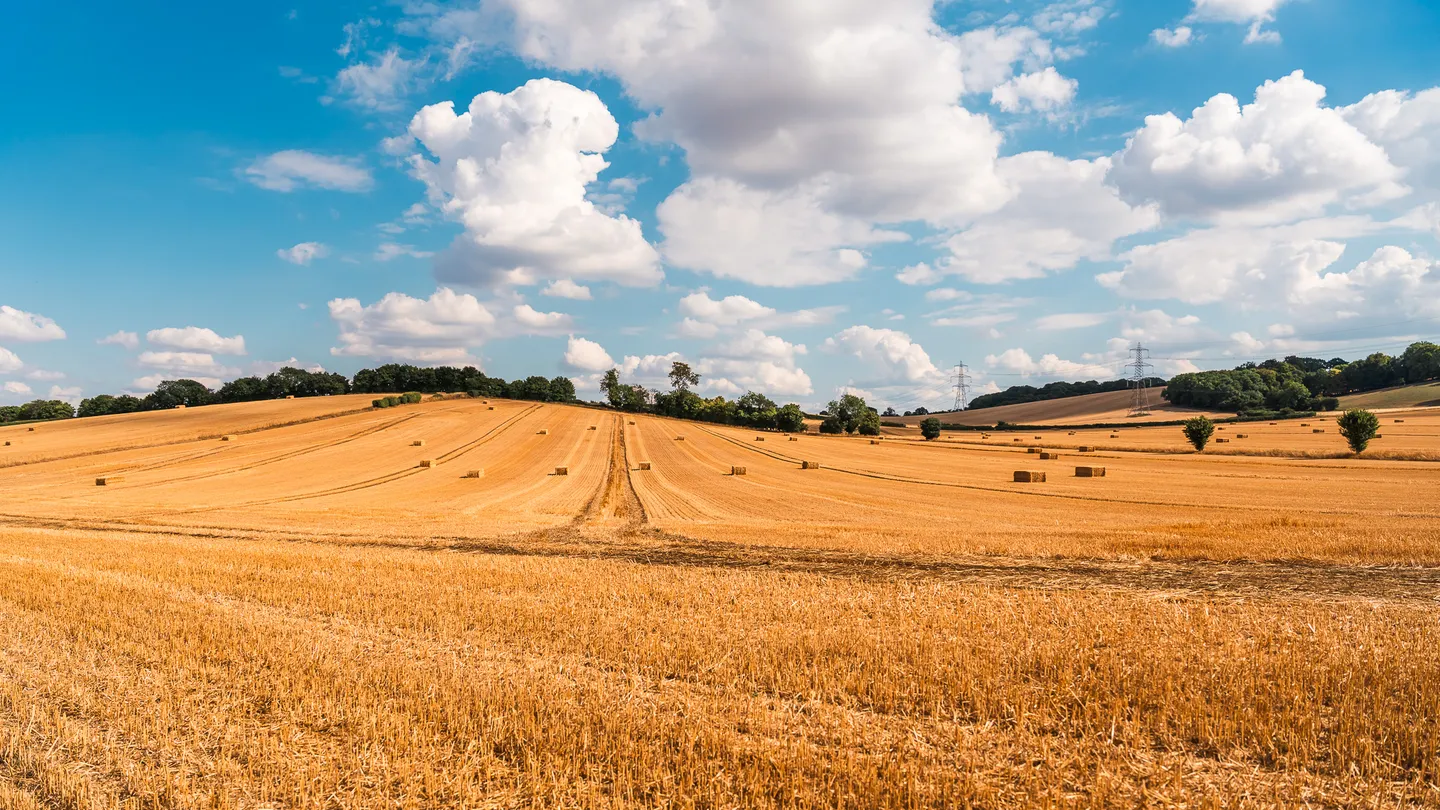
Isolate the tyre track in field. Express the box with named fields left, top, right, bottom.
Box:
left=131, top=404, right=543, bottom=516
left=117, top=410, right=430, bottom=489
left=575, top=416, right=646, bottom=527
left=0, top=403, right=384, bottom=470
left=467, top=409, right=607, bottom=517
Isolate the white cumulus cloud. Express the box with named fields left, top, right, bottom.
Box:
left=410, top=79, right=662, bottom=290
left=329, top=287, right=497, bottom=365
left=822, top=325, right=942, bottom=385
left=147, top=327, right=247, bottom=355
left=542, top=279, right=593, bottom=300
left=563, top=336, right=615, bottom=372
left=1109, top=71, right=1406, bottom=225
left=0, top=306, right=66, bottom=342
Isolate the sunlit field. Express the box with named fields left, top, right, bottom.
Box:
left=2, top=397, right=1438, bottom=807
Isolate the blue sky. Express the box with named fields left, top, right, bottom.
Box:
left=3, top=0, right=1439, bottom=411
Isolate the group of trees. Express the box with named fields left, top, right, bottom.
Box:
left=0, top=399, right=76, bottom=423
left=818, top=393, right=880, bottom=435
left=53, top=364, right=580, bottom=423
left=966, top=378, right=1166, bottom=412
left=601, top=361, right=808, bottom=431
left=1165, top=342, right=1440, bottom=414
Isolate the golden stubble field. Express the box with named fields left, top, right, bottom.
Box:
left=1, top=397, right=1438, bottom=808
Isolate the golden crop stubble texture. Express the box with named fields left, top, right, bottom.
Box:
left=0, top=527, right=1437, bottom=808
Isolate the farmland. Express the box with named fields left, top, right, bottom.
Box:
left=1, top=397, right=1438, bottom=807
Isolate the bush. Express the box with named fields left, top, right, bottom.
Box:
left=1319, top=397, right=1340, bottom=412
left=401, top=392, right=423, bottom=404
left=1182, top=415, right=1215, bottom=451
left=920, top=417, right=942, bottom=441
left=818, top=416, right=844, bottom=434
left=1337, top=408, right=1380, bottom=453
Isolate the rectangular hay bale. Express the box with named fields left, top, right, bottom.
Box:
left=675, top=436, right=685, bottom=441
left=1027, top=447, right=1040, bottom=454
left=554, top=466, right=568, bottom=476
left=95, top=476, right=125, bottom=486
left=537, top=429, right=549, bottom=435
left=730, top=466, right=746, bottom=476
left=220, top=435, right=236, bottom=442
left=588, top=426, right=597, bottom=431
left=1313, top=429, right=1325, bottom=433
left=1075, top=466, right=1106, bottom=478
left=1215, top=438, right=1229, bottom=443
left=412, top=440, right=426, bottom=447
left=754, top=436, right=765, bottom=441
left=1013, top=471, right=1046, bottom=483
left=463, top=469, right=484, bottom=478
left=419, top=459, right=436, bottom=468
left=801, top=461, right=821, bottom=470
left=1078, top=446, right=1094, bottom=452
left=790, top=437, right=799, bottom=441
left=637, top=462, right=651, bottom=471
left=1040, top=452, right=1059, bottom=460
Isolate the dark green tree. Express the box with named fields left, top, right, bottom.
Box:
left=1183, top=415, right=1215, bottom=451
left=143, top=379, right=214, bottom=410
left=775, top=403, right=806, bottom=433
left=920, top=417, right=942, bottom=441
left=1337, top=408, right=1381, bottom=453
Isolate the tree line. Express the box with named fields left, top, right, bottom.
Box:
left=596, top=361, right=887, bottom=434
left=1, top=365, right=581, bottom=423
left=1164, top=342, right=1440, bottom=414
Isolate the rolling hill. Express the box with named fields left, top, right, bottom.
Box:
left=891, top=387, right=1226, bottom=427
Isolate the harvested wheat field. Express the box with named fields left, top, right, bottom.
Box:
left=2, top=396, right=1439, bottom=807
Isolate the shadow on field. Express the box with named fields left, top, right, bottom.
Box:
left=430, top=525, right=1440, bottom=603
left=4, top=511, right=1439, bottom=602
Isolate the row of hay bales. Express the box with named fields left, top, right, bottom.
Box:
left=1013, top=466, right=1106, bottom=482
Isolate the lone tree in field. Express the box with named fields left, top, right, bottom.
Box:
left=1337, top=408, right=1380, bottom=453
left=920, top=417, right=942, bottom=441
left=1183, top=415, right=1215, bottom=451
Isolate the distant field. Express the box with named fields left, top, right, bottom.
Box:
left=1, top=396, right=1438, bottom=806
left=892, top=386, right=1227, bottom=426
left=1339, top=380, right=1440, bottom=410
